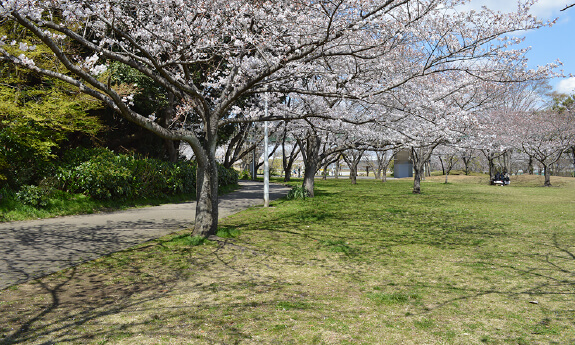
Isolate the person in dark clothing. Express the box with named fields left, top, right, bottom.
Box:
left=504, top=172, right=510, bottom=185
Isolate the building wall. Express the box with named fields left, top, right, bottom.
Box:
left=394, top=149, right=413, bottom=178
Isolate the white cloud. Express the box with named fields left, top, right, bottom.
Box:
left=556, top=77, right=575, bottom=94
left=530, top=0, right=567, bottom=18
left=456, top=0, right=568, bottom=19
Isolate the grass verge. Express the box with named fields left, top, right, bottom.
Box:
left=1, top=176, right=574, bottom=344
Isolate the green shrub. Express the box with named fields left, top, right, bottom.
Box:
left=217, top=164, right=239, bottom=187
left=58, top=157, right=132, bottom=200
left=286, top=185, right=310, bottom=200
left=239, top=170, right=251, bottom=180
left=15, top=185, right=54, bottom=207
left=57, top=154, right=197, bottom=200
left=59, top=147, right=114, bottom=168
left=55, top=148, right=234, bottom=201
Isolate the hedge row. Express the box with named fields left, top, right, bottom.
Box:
left=52, top=148, right=237, bottom=201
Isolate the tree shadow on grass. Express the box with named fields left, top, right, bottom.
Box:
left=384, top=231, right=575, bottom=342
left=0, top=240, right=261, bottom=344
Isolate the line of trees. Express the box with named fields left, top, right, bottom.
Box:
left=0, top=0, right=568, bottom=237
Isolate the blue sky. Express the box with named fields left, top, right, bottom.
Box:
left=459, top=0, right=575, bottom=95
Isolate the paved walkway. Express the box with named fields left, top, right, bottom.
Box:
left=0, top=181, right=291, bottom=290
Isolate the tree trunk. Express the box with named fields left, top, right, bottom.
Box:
left=543, top=163, right=552, bottom=187
left=438, top=156, right=445, bottom=175
left=411, top=146, right=437, bottom=194
left=349, top=164, right=357, bottom=184
left=321, top=160, right=330, bottom=180
left=251, top=148, right=258, bottom=181
left=283, top=168, right=292, bottom=182
left=374, top=149, right=391, bottom=182
left=298, top=135, right=321, bottom=197
left=282, top=138, right=299, bottom=182
left=342, top=150, right=363, bottom=186
left=488, top=156, right=495, bottom=181
left=303, top=166, right=316, bottom=197
left=381, top=163, right=388, bottom=182
left=502, top=150, right=512, bottom=174
left=463, top=157, right=470, bottom=175
left=192, top=149, right=219, bottom=237
left=444, top=156, right=455, bottom=184
left=334, top=157, right=340, bottom=179
left=413, top=164, right=423, bottom=194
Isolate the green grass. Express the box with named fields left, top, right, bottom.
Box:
left=1, top=176, right=574, bottom=344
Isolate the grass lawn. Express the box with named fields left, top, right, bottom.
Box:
left=1, top=175, right=574, bottom=344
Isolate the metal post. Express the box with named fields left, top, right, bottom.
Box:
left=264, top=96, right=269, bottom=207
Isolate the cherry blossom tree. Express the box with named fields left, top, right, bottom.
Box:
left=0, top=0, right=558, bottom=236
left=552, top=94, right=575, bottom=176
left=381, top=70, right=488, bottom=193
left=274, top=121, right=301, bottom=182
left=364, top=144, right=396, bottom=182
left=506, top=109, right=575, bottom=186
left=342, top=149, right=365, bottom=185
left=295, top=123, right=354, bottom=197
left=435, top=145, right=460, bottom=183
left=469, top=79, right=553, bottom=180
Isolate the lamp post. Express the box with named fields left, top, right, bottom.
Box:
left=264, top=95, right=269, bottom=207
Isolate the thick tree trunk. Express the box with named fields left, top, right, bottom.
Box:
left=303, top=166, right=316, bottom=197
left=298, top=135, right=321, bottom=197
left=502, top=150, right=512, bottom=175
left=349, top=165, right=357, bottom=184
left=543, top=163, right=552, bottom=187
left=334, top=158, right=340, bottom=179
left=444, top=157, right=455, bottom=184
left=192, top=151, right=219, bottom=237
left=413, top=164, right=423, bottom=194
left=488, top=156, right=495, bottom=181
left=283, top=168, right=292, bottom=182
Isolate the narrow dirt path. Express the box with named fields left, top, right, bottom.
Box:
left=0, top=181, right=290, bottom=290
